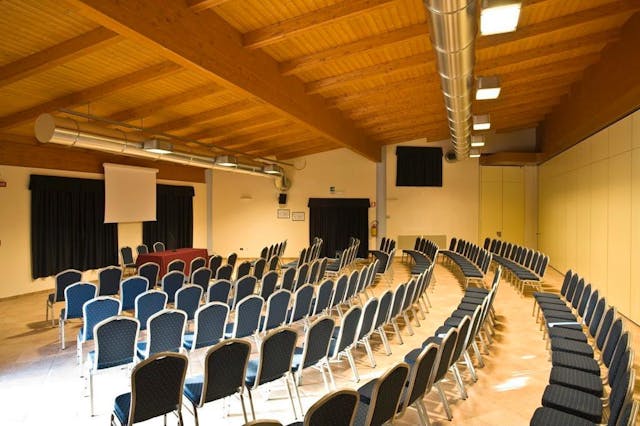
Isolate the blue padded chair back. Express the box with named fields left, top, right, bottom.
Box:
left=167, top=259, right=185, bottom=274
left=356, top=265, right=369, bottom=294
left=569, top=278, right=585, bottom=308
left=120, top=276, right=149, bottom=311
left=260, top=271, right=279, bottom=301
left=609, top=364, right=634, bottom=426
left=153, top=241, right=165, bottom=252
left=608, top=333, right=630, bottom=388
left=176, top=285, right=203, bottom=320
left=305, top=389, right=358, bottom=426
left=406, top=343, right=439, bottom=408
left=268, top=255, right=279, bottom=271
left=63, top=282, right=97, bottom=320
left=576, top=284, right=592, bottom=317
left=389, top=283, right=406, bottom=319
left=588, top=297, right=607, bottom=337
left=233, top=296, right=264, bottom=338
left=237, top=261, right=252, bottom=279
left=162, top=271, right=185, bottom=303
left=433, top=327, right=459, bottom=382
left=234, top=275, right=257, bottom=308
left=81, top=296, right=120, bottom=342
left=199, top=339, right=251, bottom=405
left=452, top=315, right=473, bottom=362
left=345, top=269, right=359, bottom=301
left=318, top=257, right=328, bottom=281
left=333, top=306, right=362, bottom=355
left=331, top=274, right=349, bottom=308
left=259, top=246, right=268, bottom=259
left=312, top=279, right=334, bottom=316
left=137, top=244, right=149, bottom=255
left=54, top=269, right=82, bottom=302
left=121, top=247, right=135, bottom=265
left=128, top=353, right=188, bottom=424
left=301, top=316, right=335, bottom=369
left=207, top=279, right=232, bottom=304
left=294, top=263, right=310, bottom=291
left=448, top=237, right=457, bottom=251
left=602, top=318, right=623, bottom=368
left=191, top=302, right=229, bottom=350
left=367, top=363, right=410, bottom=426
left=374, top=290, right=393, bottom=329
left=308, top=260, right=320, bottom=284
left=281, top=267, right=296, bottom=292
left=227, top=252, right=238, bottom=268
left=483, top=237, right=490, bottom=249
left=216, top=264, right=233, bottom=280
left=263, top=290, right=291, bottom=332
left=401, top=280, right=417, bottom=312
left=253, top=258, right=267, bottom=280
left=138, top=262, right=160, bottom=290
left=357, top=298, right=379, bottom=341
left=583, top=290, right=600, bottom=327
left=596, top=306, right=616, bottom=351
left=190, top=257, right=207, bottom=276
left=147, top=309, right=187, bottom=356
left=290, top=284, right=314, bottom=323
left=135, top=290, right=167, bottom=331
left=208, top=255, right=223, bottom=273
left=98, top=266, right=122, bottom=296
left=93, top=316, right=139, bottom=370
left=254, top=327, right=297, bottom=387
left=191, top=267, right=212, bottom=293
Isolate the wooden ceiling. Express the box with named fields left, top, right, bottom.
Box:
left=0, top=0, right=638, bottom=164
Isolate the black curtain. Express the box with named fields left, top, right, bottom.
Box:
left=143, top=184, right=194, bottom=250
left=396, top=146, right=443, bottom=187
left=29, top=175, right=118, bottom=279
left=308, top=198, right=370, bottom=258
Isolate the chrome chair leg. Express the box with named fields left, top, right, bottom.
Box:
left=435, top=382, right=452, bottom=420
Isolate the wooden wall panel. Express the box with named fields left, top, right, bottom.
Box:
left=589, top=160, right=609, bottom=295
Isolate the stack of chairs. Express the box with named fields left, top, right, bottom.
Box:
left=530, top=269, right=638, bottom=426
left=485, top=237, right=549, bottom=295
left=440, top=238, right=491, bottom=288
left=402, top=237, right=439, bottom=275
left=325, top=238, right=360, bottom=277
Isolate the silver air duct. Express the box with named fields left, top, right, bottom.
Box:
left=425, top=0, right=477, bottom=161
left=34, top=114, right=285, bottom=179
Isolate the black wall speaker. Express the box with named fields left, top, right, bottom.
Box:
left=278, top=193, right=287, bottom=205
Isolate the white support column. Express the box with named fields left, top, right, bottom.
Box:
left=376, top=145, right=387, bottom=248
left=205, top=169, right=214, bottom=253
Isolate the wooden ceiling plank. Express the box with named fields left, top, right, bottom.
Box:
left=67, top=0, right=380, bottom=161
left=0, top=61, right=180, bottom=130
left=187, top=0, right=232, bottom=12
left=183, top=114, right=283, bottom=141
left=327, top=75, right=432, bottom=107
left=242, top=0, right=396, bottom=49
left=0, top=27, right=119, bottom=88
left=280, top=22, right=429, bottom=75
left=147, top=99, right=257, bottom=133
left=221, top=127, right=308, bottom=150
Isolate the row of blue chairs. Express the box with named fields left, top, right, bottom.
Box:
left=326, top=237, right=360, bottom=277
left=439, top=237, right=492, bottom=288
left=283, top=237, right=322, bottom=270
left=402, top=237, right=439, bottom=275
left=484, top=238, right=549, bottom=295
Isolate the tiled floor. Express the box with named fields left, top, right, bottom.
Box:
left=0, top=260, right=637, bottom=425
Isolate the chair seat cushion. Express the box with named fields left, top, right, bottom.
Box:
left=548, top=327, right=587, bottom=343
left=404, top=348, right=421, bottom=366
left=550, top=338, right=594, bottom=357
left=530, top=407, right=595, bottom=426
left=551, top=352, right=599, bottom=375
left=541, top=384, right=602, bottom=423
left=543, top=311, right=577, bottom=322
left=465, top=288, right=489, bottom=295
left=549, top=367, right=603, bottom=397
left=357, top=378, right=377, bottom=405
left=114, top=392, right=131, bottom=425
left=183, top=376, right=204, bottom=405
left=136, top=342, right=147, bottom=360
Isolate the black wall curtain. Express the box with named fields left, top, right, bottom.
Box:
left=29, top=175, right=118, bottom=279
left=308, top=198, right=370, bottom=258
left=396, top=146, right=443, bottom=187
left=143, top=184, right=194, bottom=250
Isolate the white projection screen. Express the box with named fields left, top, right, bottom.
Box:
left=104, top=163, right=158, bottom=223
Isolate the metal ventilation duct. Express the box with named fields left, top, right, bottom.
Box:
left=424, top=0, right=477, bottom=160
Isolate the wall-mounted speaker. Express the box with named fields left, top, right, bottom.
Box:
left=278, top=193, right=287, bottom=205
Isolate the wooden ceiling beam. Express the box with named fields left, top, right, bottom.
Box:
left=280, top=23, right=429, bottom=76
left=147, top=99, right=258, bottom=133
left=0, top=61, right=180, bottom=130
left=479, top=152, right=543, bottom=166
left=187, top=0, right=232, bottom=12
left=67, top=0, right=380, bottom=161
left=0, top=27, right=119, bottom=88
left=242, top=0, right=396, bottom=49
left=184, top=114, right=283, bottom=141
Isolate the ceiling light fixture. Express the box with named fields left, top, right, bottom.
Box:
left=470, top=149, right=481, bottom=158
left=215, top=155, right=237, bottom=167
left=475, top=76, right=501, bottom=100
left=471, top=135, right=485, bottom=147
left=480, top=0, right=522, bottom=35
left=262, top=164, right=283, bottom=175
left=473, top=114, right=491, bottom=131
left=143, top=139, right=173, bottom=154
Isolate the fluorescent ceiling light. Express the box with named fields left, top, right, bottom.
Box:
left=471, top=135, right=485, bottom=147
left=262, top=164, right=283, bottom=175
left=473, top=114, right=491, bottom=131
left=480, top=0, right=521, bottom=35
left=470, top=149, right=481, bottom=158
left=215, top=155, right=237, bottom=167
left=476, top=76, right=501, bottom=100
left=143, top=139, right=173, bottom=154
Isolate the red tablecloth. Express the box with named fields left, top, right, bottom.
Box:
left=136, top=248, right=209, bottom=276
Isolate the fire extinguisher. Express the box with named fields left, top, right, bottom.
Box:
left=370, top=220, right=378, bottom=237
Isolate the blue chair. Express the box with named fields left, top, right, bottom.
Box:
left=260, top=271, right=279, bottom=301
left=98, top=266, right=122, bottom=296
left=268, top=255, right=279, bottom=271
left=245, top=327, right=301, bottom=420
left=120, top=247, right=136, bottom=275
left=237, top=261, right=252, bottom=280
left=400, top=279, right=418, bottom=335
left=288, top=284, right=314, bottom=325
left=329, top=306, right=362, bottom=382
left=153, top=241, right=165, bottom=252
left=191, top=267, right=212, bottom=294
left=137, top=262, right=159, bottom=290
left=261, top=290, right=292, bottom=333
left=189, top=257, right=207, bottom=279
left=355, top=297, right=379, bottom=368
left=311, top=279, right=334, bottom=317
left=207, top=279, right=232, bottom=304
left=183, top=339, right=252, bottom=425
left=87, top=316, right=139, bottom=416
left=77, top=296, right=120, bottom=366
left=294, top=264, right=309, bottom=291
left=136, top=309, right=187, bottom=360
left=344, top=269, right=360, bottom=306
left=136, top=244, right=148, bottom=255
left=253, top=258, right=267, bottom=281
left=307, top=260, right=320, bottom=285
left=396, top=343, right=440, bottom=426
left=111, top=352, right=188, bottom=426
left=134, top=290, right=167, bottom=331
left=216, top=264, right=233, bottom=280
left=46, top=268, right=82, bottom=325
left=281, top=267, right=296, bottom=292
left=167, top=259, right=186, bottom=274
left=387, top=283, right=407, bottom=344
left=231, top=275, right=257, bottom=309
left=225, top=296, right=264, bottom=339
left=354, top=362, right=410, bottom=426
left=59, top=282, right=97, bottom=350
left=227, top=252, right=238, bottom=269
left=287, top=389, right=359, bottom=426
left=120, top=276, right=148, bottom=312
left=291, top=316, right=336, bottom=392
left=176, top=285, right=203, bottom=321
left=161, top=270, right=185, bottom=303
left=183, top=302, right=229, bottom=352
left=330, top=274, right=349, bottom=317
left=372, top=290, right=393, bottom=355
left=317, top=258, right=328, bottom=282
left=208, top=255, right=223, bottom=274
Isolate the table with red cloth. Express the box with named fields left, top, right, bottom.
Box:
left=135, top=248, right=209, bottom=276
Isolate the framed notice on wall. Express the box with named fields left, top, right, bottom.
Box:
left=292, top=211, right=305, bottom=221
left=277, top=208, right=290, bottom=219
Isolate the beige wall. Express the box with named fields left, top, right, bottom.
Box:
left=538, top=109, right=640, bottom=324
